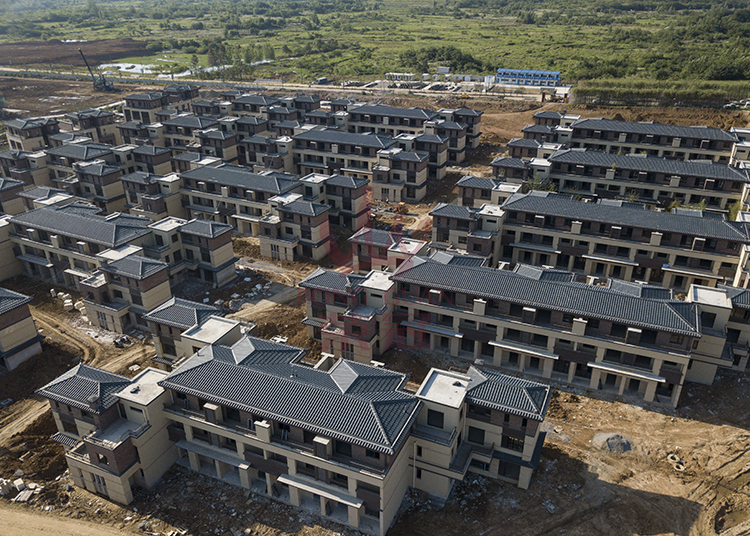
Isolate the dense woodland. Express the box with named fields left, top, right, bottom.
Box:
left=1, top=0, right=750, bottom=88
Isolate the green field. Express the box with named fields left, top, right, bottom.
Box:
left=3, top=0, right=750, bottom=94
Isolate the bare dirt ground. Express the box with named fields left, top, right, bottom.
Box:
left=0, top=77, right=159, bottom=117
left=0, top=39, right=148, bottom=69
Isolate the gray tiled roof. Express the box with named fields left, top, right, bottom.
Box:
left=502, top=191, right=750, bottom=241
left=17, top=186, right=69, bottom=200
left=718, top=284, right=750, bottom=310
left=5, top=117, right=58, bottom=130
left=36, top=364, right=131, bottom=414
left=172, top=151, right=203, bottom=162
left=349, top=227, right=399, bottom=248
left=294, top=128, right=397, bottom=149
left=456, top=175, right=502, bottom=189
left=513, top=264, right=576, bottom=282
left=490, top=157, right=528, bottom=169
left=76, top=163, right=121, bottom=177
left=236, top=116, right=269, bottom=125
left=0, top=288, right=32, bottom=315
left=607, top=279, right=674, bottom=300
left=179, top=219, right=233, bottom=238
left=300, top=267, right=368, bottom=294
left=465, top=366, right=552, bottom=421
left=159, top=336, right=421, bottom=454
left=0, top=149, right=28, bottom=160
left=46, top=142, right=112, bottom=161
left=198, top=130, right=236, bottom=141
left=163, top=115, right=218, bottom=129
left=279, top=199, right=329, bottom=217
left=522, top=124, right=554, bottom=134
left=102, top=255, right=167, bottom=280
left=143, top=297, right=221, bottom=330
left=392, top=257, right=701, bottom=335
left=453, top=108, right=483, bottom=117
left=549, top=149, right=750, bottom=182
left=117, top=121, right=147, bottom=130
left=385, top=151, right=427, bottom=162
left=0, top=177, right=24, bottom=191
left=415, top=133, right=448, bottom=144
left=180, top=165, right=300, bottom=194
left=126, top=92, right=164, bottom=102
left=324, top=174, right=369, bottom=189
left=50, top=432, right=80, bottom=448
left=133, top=145, right=171, bottom=156
left=507, top=138, right=541, bottom=148
left=429, top=251, right=487, bottom=267
left=570, top=118, right=738, bottom=142
left=233, top=95, right=280, bottom=106
left=533, top=111, right=566, bottom=119
left=429, top=203, right=477, bottom=220
left=351, top=104, right=437, bottom=120
left=10, top=207, right=151, bottom=247
left=65, top=109, right=113, bottom=120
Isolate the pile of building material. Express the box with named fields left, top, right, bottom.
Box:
left=0, top=475, right=44, bottom=503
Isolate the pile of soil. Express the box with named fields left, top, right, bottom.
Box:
left=0, top=39, right=148, bottom=67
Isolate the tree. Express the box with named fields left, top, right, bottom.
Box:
left=190, top=54, right=199, bottom=73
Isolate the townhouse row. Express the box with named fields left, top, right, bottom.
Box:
left=432, top=187, right=750, bottom=291
left=301, top=252, right=750, bottom=409
left=37, top=333, right=551, bottom=536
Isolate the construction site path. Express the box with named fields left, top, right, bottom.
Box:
left=0, top=502, right=139, bottom=536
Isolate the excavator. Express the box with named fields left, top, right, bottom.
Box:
left=78, top=48, right=117, bottom=92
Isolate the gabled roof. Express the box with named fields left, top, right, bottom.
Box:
left=429, top=202, right=477, bottom=220
left=143, top=297, right=221, bottom=330
left=36, top=364, right=131, bottom=414
left=300, top=267, right=368, bottom=295
left=507, top=138, right=541, bottom=148
left=349, top=227, right=400, bottom=248
left=159, top=337, right=421, bottom=454
left=76, top=162, right=121, bottom=177
left=490, top=156, right=528, bottom=169
left=133, top=145, right=171, bottom=156
left=293, top=128, right=397, bottom=149
left=5, top=117, right=58, bottom=130
left=383, top=150, right=427, bottom=163
left=180, top=164, right=300, bottom=194
left=0, top=149, right=29, bottom=160
left=0, top=177, right=25, bottom=191
left=324, top=174, right=369, bottom=189
left=465, top=367, right=552, bottom=421
left=351, top=104, right=437, bottom=120
left=456, top=175, right=502, bottom=189
left=570, top=118, right=738, bottom=142
left=179, top=219, right=233, bottom=238
left=163, top=115, right=218, bottom=130
left=65, top=109, right=114, bottom=120
left=126, top=92, right=164, bottom=102
left=236, top=116, right=269, bottom=125
left=415, top=133, right=448, bottom=144
left=279, top=199, right=329, bottom=217
left=46, top=142, right=112, bottom=161
left=453, top=108, right=484, bottom=117
left=502, top=191, right=750, bottom=241
left=17, top=186, right=69, bottom=200
left=101, top=255, right=167, bottom=280
left=10, top=207, right=151, bottom=247
left=233, top=94, right=280, bottom=106
left=549, top=149, right=750, bottom=182
left=0, top=288, right=32, bottom=315
left=429, top=251, right=487, bottom=267
left=392, top=257, right=701, bottom=336
left=522, top=124, right=554, bottom=134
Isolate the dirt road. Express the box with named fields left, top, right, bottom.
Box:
left=0, top=502, right=138, bottom=536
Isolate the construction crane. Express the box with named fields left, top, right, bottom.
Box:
left=78, top=48, right=117, bottom=92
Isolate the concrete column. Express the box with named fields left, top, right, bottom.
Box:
left=188, top=451, right=201, bottom=472
left=517, top=354, right=526, bottom=373
left=589, top=369, right=601, bottom=391
left=289, top=486, right=301, bottom=506
left=618, top=377, right=627, bottom=395
left=567, top=362, right=576, bottom=383
left=265, top=473, right=277, bottom=496
left=348, top=504, right=362, bottom=528
left=239, top=464, right=251, bottom=489
left=541, top=358, right=553, bottom=378
left=643, top=381, right=657, bottom=403
left=215, top=460, right=226, bottom=479
left=320, top=496, right=329, bottom=517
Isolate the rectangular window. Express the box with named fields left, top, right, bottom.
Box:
left=427, top=409, right=444, bottom=429
left=335, top=440, right=352, bottom=457
left=501, top=435, right=524, bottom=452
left=467, top=426, right=485, bottom=445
